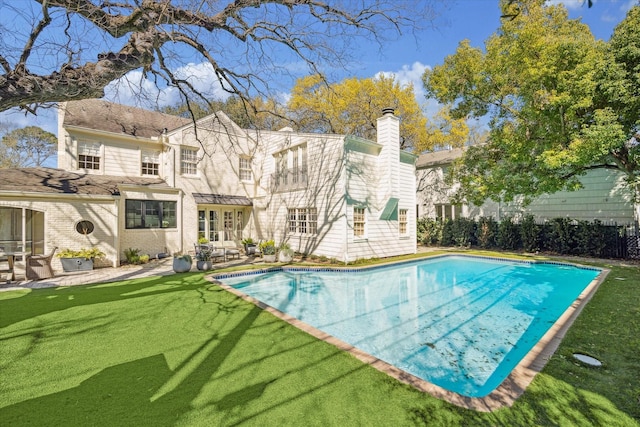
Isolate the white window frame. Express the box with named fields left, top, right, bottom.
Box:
left=77, top=141, right=102, bottom=171
left=181, top=147, right=198, bottom=175
left=239, top=157, right=252, bottom=181
left=287, top=208, right=318, bottom=235
left=353, top=207, right=366, bottom=238
left=399, top=208, right=408, bottom=236
left=141, top=149, right=160, bottom=176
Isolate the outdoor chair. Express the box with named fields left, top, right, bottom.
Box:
left=25, top=246, right=58, bottom=280
left=224, top=246, right=241, bottom=260
left=209, top=246, right=226, bottom=262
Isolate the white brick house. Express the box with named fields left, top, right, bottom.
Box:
left=0, top=100, right=417, bottom=268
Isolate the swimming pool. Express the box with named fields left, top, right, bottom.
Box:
left=217, top=255, right=603, bottom=400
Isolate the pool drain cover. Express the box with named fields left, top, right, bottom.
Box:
left=573, top=353, right=602, bottom=367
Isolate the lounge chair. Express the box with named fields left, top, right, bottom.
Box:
left=26, top=247, right=58, bottom=280
left=210, top=246, right=226, bottom=262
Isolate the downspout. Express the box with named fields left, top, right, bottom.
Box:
left=113, top=196, right=120, bottom=267
left=343, top=139, right=348, bottom=265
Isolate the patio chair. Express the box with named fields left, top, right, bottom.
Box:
left=209, top=246, right=226, bottom=262
left=223, top=246, right=241, bottom=260
left=25, top=247, right=58, bottom=280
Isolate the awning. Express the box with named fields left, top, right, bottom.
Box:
left=379, top=197, right=399, bottom=220
left=192, top=193, right=253, bottom=206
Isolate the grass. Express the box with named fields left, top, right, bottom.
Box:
left=0, top=252, right=638, bottom=426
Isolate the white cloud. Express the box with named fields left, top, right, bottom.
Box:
left=375, top=61, right=431, bottom=102
left=546, top=0, right=585, bottom=10
left=104, top=62, right=231, bottom=109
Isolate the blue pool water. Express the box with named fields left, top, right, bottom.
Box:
left=220, top=255, right=600, bottom=397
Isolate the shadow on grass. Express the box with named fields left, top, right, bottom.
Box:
left=0, top=289, right=264, bottom=427
left=0, top=273, right=207, bottom=329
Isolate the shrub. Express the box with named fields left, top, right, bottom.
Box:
left=124, top=247, right=141, bottom=264
left=497, top=217, right=520, bottom=250
left=546, top=218, right=574, bottom=254
left=452, top=217, right=476, bottom=247
left=416, top=217, right=443, bottom=245
left=440, top=219, right=455, bottom=246
left=476, top=217, right=498, bottom=249
left=520, top=214, right=540, bottom=252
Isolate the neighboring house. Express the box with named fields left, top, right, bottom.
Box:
left=416, top=148, right=637, bottom=225
left=0, top=100, right=416, bottom=269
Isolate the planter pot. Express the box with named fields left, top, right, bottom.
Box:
left=278, top=252, right=293, bottom=263
left=263, top=254, right=276, bottom=263
left=173, top=257, right=192, bottom=273
left=196, top=260, right=213, bottom=271
left=60, top=257, right=93, bottom=272
left=245, top=244, right=257, bottom=255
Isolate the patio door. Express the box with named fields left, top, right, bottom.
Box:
left=198, top=208, right=244, bottom=245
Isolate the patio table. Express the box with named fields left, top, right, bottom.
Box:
left=0, top=251, right=25, bottom=282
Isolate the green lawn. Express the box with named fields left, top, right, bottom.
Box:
left=0, top=253, right=638, bottom=426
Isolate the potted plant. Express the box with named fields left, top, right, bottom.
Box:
left=198, top=236, right=209, bottom=244
left=195, top=247, right=213, bottom=271
left=259, top=240, right=276, bottom=262
left=278, top=242, right=294, bottom=263
left=172, top=253, right=192, bottom=273
left=242, top=237, right=257, bottom=255
left=57, top=247, right=105, bottom=272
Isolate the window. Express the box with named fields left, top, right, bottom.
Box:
left=75, top=220, right=95, bottom=235
left=235, top=211, right=244, bottom=240
left=239, top=157, right=252, bottom=181
left=181, top=147, right=198, bottom=175
left=223, top=211, right=233, bottom=240
left=435, top=204, right=462, bottom=221
left=287, top=208, right=317, bottom=235
left=399, top=209, right=408, bottom=235
left=353, top=207, right=366, bottom=238
left=78, top=141, right=101, bottom=170
left=125, top=200, right=177, bottom=229
left=209, top=211, right=219, bottom=241
left=141, top=150, right=160, bottom=176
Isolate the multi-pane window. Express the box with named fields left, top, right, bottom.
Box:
left=353, top=207, right=366, bottom=237
left=223, top=211, right=233, bottom=240
left=287, top=208, right=317, bottom=235
left=239, top=157, right=252, bottom=181
left=399, top=209, right=408, bottom=235
left=435, top=204, right=462, bottom=221
left=181, top=147, right=198, bottom=175
left=141, top=150, right=160, bottom=176
left=209, top=211, right=219, bottom=242
left=78, top=141, right=101, bottom=170
left=235, top=211, right=244, bottom=239
left=125, top=200, right=176, bottom=229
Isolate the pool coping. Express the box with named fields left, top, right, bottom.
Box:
left=208, top=253, right=610, bottom=412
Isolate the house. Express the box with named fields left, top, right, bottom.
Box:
left=0, top=100, right=416, bottom=269
left=416, top=148, right=637, bottom=225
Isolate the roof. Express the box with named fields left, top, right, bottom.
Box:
left=61, top=99, right=191, bottom=138
left=0, top=168, right=168, bottom=196
left=415, top=147, right=465, bottom=169
left=192, top=193, right=253, bottom=206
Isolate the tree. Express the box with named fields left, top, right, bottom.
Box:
left=423, top=0, right=640, bottom=206
left=162, top=96, right=290, bottom=130
left=0, top=0, right=443, bottom=114
left=288, top=74, right=467, bottom=152
left=0, top=126, right=57, bottom=168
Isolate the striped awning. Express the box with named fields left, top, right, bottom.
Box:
left=192, top=193, right=253, bottom=206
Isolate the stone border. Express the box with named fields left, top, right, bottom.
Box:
left=208, top=253, right=610, bottom=412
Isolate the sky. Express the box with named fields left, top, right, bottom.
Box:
left=0, top=0, right=637, bottom=160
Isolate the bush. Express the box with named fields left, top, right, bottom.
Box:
left=476, top=217, right=498, bottom=249
left=520, top=214, right=541, bottom=252
left=497, top=217, right=520, bottom=250
left=416, top=217, right=443, bottom=245
left=440, top=219, right=455, bottom=246
left=546, top=218, right=574, bottom=254
left=124, top=247, right=141, bottom=264
left=452, top=217, right=476, bottom=247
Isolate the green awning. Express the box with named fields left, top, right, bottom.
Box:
left=379, top=198, right=399, bottom=221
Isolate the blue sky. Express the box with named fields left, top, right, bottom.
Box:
left=0, top=0, right=636, bottom=152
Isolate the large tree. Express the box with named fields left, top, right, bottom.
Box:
left=423, top=0, right=640, bottom=207
left=0, top=126, right=57, bottom=168
left=0, top=0, right=443, bottom=115
left=288, top=74, right=468, bottom=152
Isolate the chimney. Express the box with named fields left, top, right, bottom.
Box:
left=377, top=107, right=400, bottom=206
